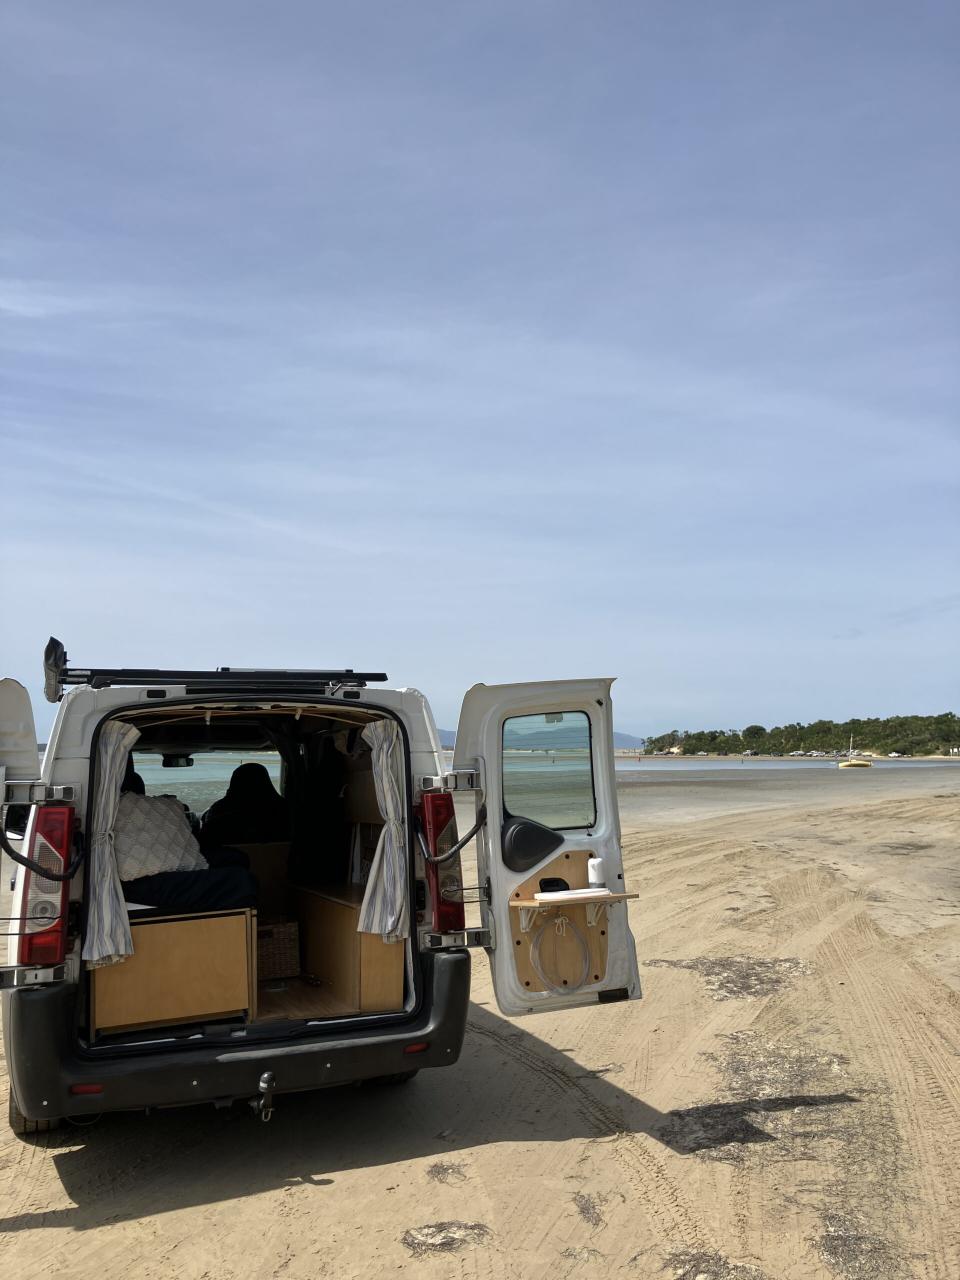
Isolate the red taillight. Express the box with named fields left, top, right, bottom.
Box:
left=403, top=1042, right=430, bottom=1055
left=69, top=1083, right=104, bottom=1096
left=419, top=792, right=465, bottom=933
left=18, top=804, right=75, bottom=966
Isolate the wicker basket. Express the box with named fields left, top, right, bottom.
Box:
left=257, top=921, right=300, bottom=981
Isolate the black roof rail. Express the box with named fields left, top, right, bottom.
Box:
left=43, top=638, right=387, bottom=702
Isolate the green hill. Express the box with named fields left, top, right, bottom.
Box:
left=644, top=713, right=959, bottom=757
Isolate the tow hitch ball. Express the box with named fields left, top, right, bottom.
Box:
left=251, top=1070, right=275, bottom=1122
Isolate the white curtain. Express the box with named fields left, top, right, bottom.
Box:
left=357, top=719, right=408, bottom=942
left=82, top=721, right=141, bottom=967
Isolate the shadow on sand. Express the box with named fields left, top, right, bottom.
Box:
left=0, top=1002, right=858, bottom=1232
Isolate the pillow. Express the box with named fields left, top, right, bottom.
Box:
left=114, top=792, right=207, bottom=882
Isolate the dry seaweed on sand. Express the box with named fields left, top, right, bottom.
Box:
left=643, top=955, right=811, bottom=1000
left=560, top=1246, right=606, bottom=1263
left=572, top=1191, right=605, bottom=1227
left=816, top=1211, right=913, bottom=1279
left=707, top=1030, right=849, bottom=1099
left=655, top=1249, right=770, bottom=1279
left=400, top=1221, right=491, bottom=1255
left=426, top=1160, right=467, bottom=1184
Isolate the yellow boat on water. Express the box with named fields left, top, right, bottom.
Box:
left=838, top=734, right=872, bottom=767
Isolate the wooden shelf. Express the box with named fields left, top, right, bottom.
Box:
left=509, top=891, right=638, bottom=933
left=509, top=892, right=638, bottom=908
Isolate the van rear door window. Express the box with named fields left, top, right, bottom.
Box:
left=501, top=711, right=596, bottom=830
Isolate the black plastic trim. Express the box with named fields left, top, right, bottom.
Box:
left=500, top=816, right=564, bottom=873
left=4, top=951, right=471, bottom=1121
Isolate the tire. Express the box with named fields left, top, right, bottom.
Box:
left=8, top=1089, right=61, bottom=1139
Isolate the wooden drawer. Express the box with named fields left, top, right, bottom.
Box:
left=297, top=886, right=403, bottom=1013
left=92, top=910, right=256, bottom=1033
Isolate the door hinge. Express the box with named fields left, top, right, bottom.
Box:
left=418, top=769, right=481, bottom=794
left=422, top=928, right=492, bottom=951
left=2, top=781, right=78, bottom=805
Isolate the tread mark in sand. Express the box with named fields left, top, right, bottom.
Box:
left=465, top=1018, right=706, bottom=1251
left=817, top=928, right=960, bottom=1271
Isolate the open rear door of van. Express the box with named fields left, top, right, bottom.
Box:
left=453, top=679, right=640, bottom=1017
left=0, top=678, right=41, bottom=790
left=1, top=678, right=70, bottom=989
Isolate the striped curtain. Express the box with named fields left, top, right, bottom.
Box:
left=357, top=719, right=408, bottom=942
left=82, top=721, right=141, bottom=967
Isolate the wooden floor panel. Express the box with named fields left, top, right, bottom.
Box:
left=254, top=978, right=357, bottom=1022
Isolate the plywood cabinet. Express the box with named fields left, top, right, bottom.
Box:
left=297, top=885, right=403, bottom=1013
left=229, top=843, right=291, bottom=920
left=92, top=909, right=256, bottom=1034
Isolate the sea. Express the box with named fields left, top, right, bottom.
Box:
left=132, top=747, right=960, bottom=821
left=134, top=752, right=282, bottom=815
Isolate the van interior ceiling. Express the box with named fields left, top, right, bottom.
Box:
left=85, top=703, right=410, bottom=1046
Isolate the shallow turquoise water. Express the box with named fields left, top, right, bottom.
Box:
left=133, top=751, right=281, bottom=814
left=130, top=746, right=959, bottom=824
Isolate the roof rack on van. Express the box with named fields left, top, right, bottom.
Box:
left=42, top=638, right=387, bottom=702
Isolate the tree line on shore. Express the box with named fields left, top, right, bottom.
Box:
left=643, top=712, right=959, bottom=757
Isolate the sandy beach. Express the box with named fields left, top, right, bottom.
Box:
left=2, top=764, right=959, bottom=1279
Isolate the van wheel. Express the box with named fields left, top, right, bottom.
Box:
left=8, top=1090, right=61, bottom=1138
left=370, top=1070, right=420, bottom=1085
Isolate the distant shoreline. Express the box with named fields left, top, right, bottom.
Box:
left=614, top=749, right=960, bottom=761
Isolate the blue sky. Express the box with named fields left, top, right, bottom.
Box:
left=2, top=2, right=958, bottom=737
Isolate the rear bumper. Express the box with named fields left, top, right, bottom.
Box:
left=3, top=950, right=471, bottom=1121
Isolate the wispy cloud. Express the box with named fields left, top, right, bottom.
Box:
left=2, top=2, right=957, bottom=733
left=836, top=593, right=960, bottom=641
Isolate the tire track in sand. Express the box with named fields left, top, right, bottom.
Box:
left=814, top=914, right=960, bottom=1278
left=465, top=1015, right=707, bottom=1253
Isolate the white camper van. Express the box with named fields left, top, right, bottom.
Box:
left=1, top=639, right=640, bottom=1135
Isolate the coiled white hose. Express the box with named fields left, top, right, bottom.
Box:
left=528, top=913, right=591, bottom=994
